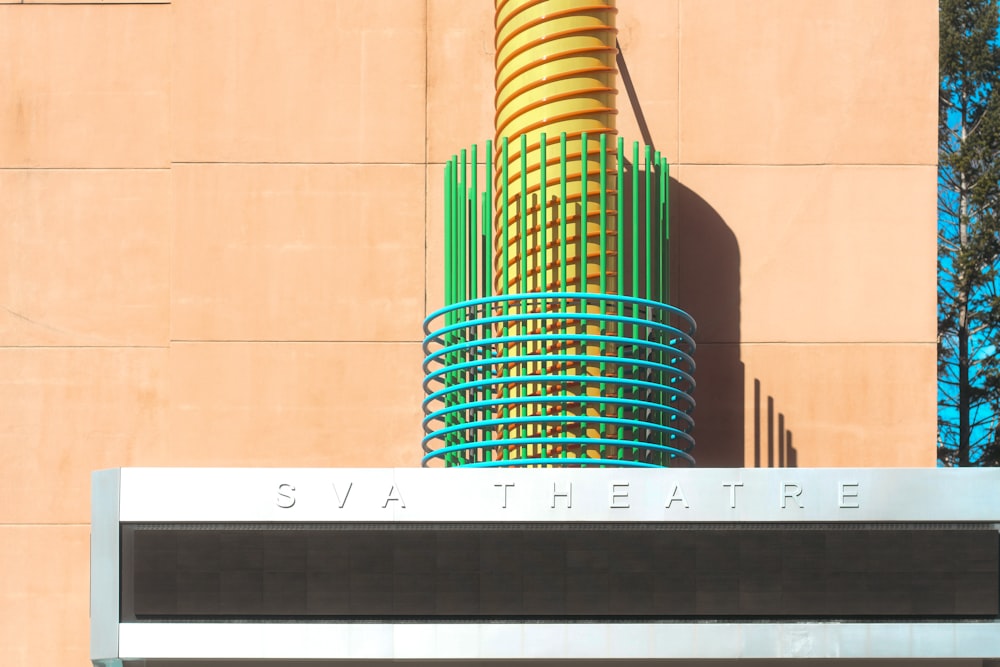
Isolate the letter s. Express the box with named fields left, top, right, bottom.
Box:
left=277, top=483, right=296, bottom=509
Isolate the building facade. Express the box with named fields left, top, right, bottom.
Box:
left=0, top=1, right=937, bottom=665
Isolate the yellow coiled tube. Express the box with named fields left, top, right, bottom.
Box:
left=493, top=0, right=618, bottom=295
left=492, top=0, right=619, bottom=460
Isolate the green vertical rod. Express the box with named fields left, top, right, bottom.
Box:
left=501, top=138, right=510, bottom=450
left=458, top=155, right=464, bottom=307
left=445, top=158, right=454, bottom=374
left=654, top=151, right=662, bottom=304
left=616, top=137, right=625, bottom=443
left=663, top=160, right=670, bottom=305
left=454, top=152, right=464, bottom=449
left=457, top=150, right=468, bottom=457
left=631, top=142, right=639, bottom=319
left=485, top=139, right=494, bottom=299
left=599, top=134, right=608, bottom=311
left=599, top=134, right=608, bottom=292
left=484, top=141, right=495, bottom=457
left=631, top=141, right=640, bottom=451
left=459, top=149, right=467, bottom=308
left=451, top=154, right=458, bottom=310
left=455, top=148, right=469, bottom=448
left=470, top=144, right=478, bottom=301
left=598, top=133, right=608, bottom=445
left=539, top=134, right=548, bottom=446
left=540, top=134, right=548, bottom=292
left=579, top=132, right=588, bottom=295
left=520, top=134, right=528, bottom=295
left=444, top=159, right=453, bottom=314
left=654, top=152, right=664, bottom=462
left=519, top=134, right=528, bottom=452
left=662, top=157, right=672, bottom=464
left=644, top=146, right=652, bottom=303
left=481, top=189, right=493, bottom=458
left=559, top=132, right=568, bottom=457
left=454, top=154, right=464, bottom=463
left=443, top=159, right=454, bottom=464
left=469, top=145, right=479, bottom=459
left=643, top=146, right=653, bottom=462
left=616, top=137, right=625, bottom=298
left=655, top=151, right=670, bottom=466
left=560, top=133, right=568, bottom=296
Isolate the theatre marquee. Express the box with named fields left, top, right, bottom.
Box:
left=91, top=467, right=1000, bottom=665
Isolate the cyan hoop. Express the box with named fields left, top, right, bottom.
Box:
left=422, top=292, right=696, bottom=468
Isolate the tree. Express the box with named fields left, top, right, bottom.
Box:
left=938, top=0, right=1000, bottom=465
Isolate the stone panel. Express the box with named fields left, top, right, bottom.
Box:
left=171, top=0, right=425, bottom=163
left=615, top=0, right=680, bottom=160
left=0, top=170, right=170, bottom=346
left=674, top=164, right=936, bottom=344
left=24, top=0, right=167, bottom=3
left=0, top=526, right=89, bottom=667
left=426, top=0, right=495, bottom=164
left=0, top=348, right=168, bottom=523
left=0, top=4, right=169, bottom=167
left=165, top=342, right=423, bottom=469
left=678, top=0, right=937, bottom=165
left=694, top=342, right=936, bottom=468
left=172, top=164, right=426, bottom=342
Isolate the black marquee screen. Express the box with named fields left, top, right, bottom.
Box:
left=120, top=524, right=999, bottom=620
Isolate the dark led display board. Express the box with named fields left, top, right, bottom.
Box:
left=121, top=524, right=998, bottom=621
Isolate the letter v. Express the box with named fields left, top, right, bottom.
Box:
left=332, top=482, right=353, bottom=508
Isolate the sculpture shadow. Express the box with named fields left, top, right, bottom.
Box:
left=617, top=39, right=748, bottom=466
left=672, top=181, right=746, bottom=466
left=754, top=380, right=798, bottom=467
left=671, top=185, right=796, bottom=468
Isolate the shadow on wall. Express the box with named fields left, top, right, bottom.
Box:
left=754, top=379, right=797, bottom=467
left=618, top=42, right=792, bottom=468
left=672, top=186, right=796, bottom=467
left=672, top=181, right=746, bottom=467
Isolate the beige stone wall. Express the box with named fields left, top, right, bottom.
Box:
left=0, top=1, right=936, bottom=665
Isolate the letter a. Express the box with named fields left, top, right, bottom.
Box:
left=665, top=483, right=689, bottom=509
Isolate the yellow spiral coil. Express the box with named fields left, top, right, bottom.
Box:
left=493, top=0, right=618, bottom=296
left=492, top=0, right=620, bottom=461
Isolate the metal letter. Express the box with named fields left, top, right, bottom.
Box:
left=332, top=482, right=353, bottom=509
left=494, top=482, right=515, bottom=509
left=781, top=482, right=803, bottom=509
left=276, top=483, right=295, bottom=509
left=839, top=482, right=860, bottom=509
left=722, top=481, right=744, bottom=509
left=610, top=482, right=630, bottom=509
left=383, top=485, right=406, bottom=509
left=665, top=483, right=689, bottom=509
left=551, top=482, right=572, bottom=509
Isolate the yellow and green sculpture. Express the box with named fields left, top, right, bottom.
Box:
left=422, top=0, right=696, bottom=467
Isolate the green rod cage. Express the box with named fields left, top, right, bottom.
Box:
left=423, top=134, right=696, bottom=468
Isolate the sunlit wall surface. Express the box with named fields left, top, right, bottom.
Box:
left=0, top=1, right=936, bottom=665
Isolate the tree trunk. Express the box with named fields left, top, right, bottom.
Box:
left=958, top=112, right=970, bottom=466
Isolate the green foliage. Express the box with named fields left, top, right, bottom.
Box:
left=938, top=0, right=1000, bottom=465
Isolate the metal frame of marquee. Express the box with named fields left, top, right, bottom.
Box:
left=92, top=467, right=1000, bottom=665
